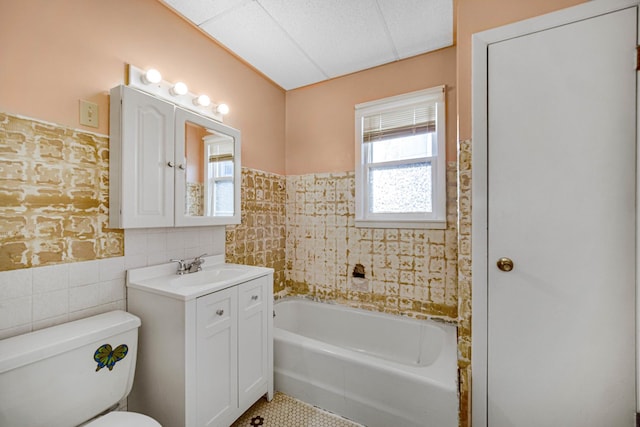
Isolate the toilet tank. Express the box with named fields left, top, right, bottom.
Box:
left=0, top=310, right=141, bottom=427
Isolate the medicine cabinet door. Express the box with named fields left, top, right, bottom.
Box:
left=110, top=85, right=175, bottom=228
left=174, top=107, right=241, bottom=226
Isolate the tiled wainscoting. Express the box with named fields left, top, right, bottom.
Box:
left=283, top=163, right=459, bottom=321
left=0, top=226, right=225, bottom=339
left=0, top=257, right=126, bottom=339
left=457, top=139, right=472, bottom=427
left=226, top=168, right=287, bottom=296
left=0, top=113, right=123, bottom=271
left=224, top=164, right=460, bottom=321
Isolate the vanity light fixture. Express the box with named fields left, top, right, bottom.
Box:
left=141, top=68, right=162, bottom=85
left=215, top=103, right=230, bottom=115
left=194, top=94, right=211, bottom=107
left=170, top=81, right=188, bottom=96
left=126, top=64, right=227, bottom=122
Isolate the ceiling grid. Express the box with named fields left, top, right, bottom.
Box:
left=162, top=0, right=453, bottom=90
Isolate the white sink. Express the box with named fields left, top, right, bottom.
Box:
left=127, top=255, right=274, bottom=300
left=170, top=266, right=249, bottom=287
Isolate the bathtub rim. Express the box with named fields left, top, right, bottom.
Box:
left=273, top=297, right=458, bottom=391
left=274, top=296, right=459, bottom=327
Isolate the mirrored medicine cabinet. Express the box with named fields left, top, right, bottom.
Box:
left=109, top=85, right=241, bottom=229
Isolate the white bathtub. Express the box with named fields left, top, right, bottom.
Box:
left=274, top=299, right=458, bottom=427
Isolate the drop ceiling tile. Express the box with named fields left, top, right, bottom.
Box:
left=259, top=0, right=397, bottom=79
left=162, top=0, right=248, bottom=26
left=200, top=1, right=327, bottom=90
left=377, top=0, right=453, bottom=58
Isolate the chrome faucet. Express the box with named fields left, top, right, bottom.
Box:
left=170, top=259, right=188, bottom=275
left=170, top=254, right=207, bottom=275
left=188, top=254, right=207, bottom=273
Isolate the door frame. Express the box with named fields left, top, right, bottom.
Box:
left=471, top=1, right=640, bottom=425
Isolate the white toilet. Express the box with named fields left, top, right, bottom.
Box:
left=0, top=310, right=161, bottom=427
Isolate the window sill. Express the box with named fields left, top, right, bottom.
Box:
left=355, top=219, right=446, bottom=230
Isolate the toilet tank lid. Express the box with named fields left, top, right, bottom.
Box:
left=0, top=310, right=141, bottom=374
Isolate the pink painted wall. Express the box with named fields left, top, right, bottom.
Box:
left=0, top=0, right=286, bottom=174
left=456, top=0, right=586, bottom=141
left=185, top=122, right=206, bottom=183
left=285, top=47, right=457, bottom=175
left=0, top=0, right=589, bottom=173
left=283, top=0, right=588, bottom=176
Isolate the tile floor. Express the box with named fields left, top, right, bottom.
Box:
left=232, top=393, right=364, bottom=427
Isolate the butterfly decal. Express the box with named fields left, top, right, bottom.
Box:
left=94, top=344, right=128, bottom=371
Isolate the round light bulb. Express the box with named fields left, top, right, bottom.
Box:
left=194, top=94, right=211, bottom=107
left=216, top=103, right=230, bottom=115
left=170, top=82, right=188, bottom=96
left=142, top=68, right=162, bottom=84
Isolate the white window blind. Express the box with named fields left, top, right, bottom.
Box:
left=362, top=103, right=436, bottom=143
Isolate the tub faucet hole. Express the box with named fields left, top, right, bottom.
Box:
left=352, top=263, right=365, bottom=278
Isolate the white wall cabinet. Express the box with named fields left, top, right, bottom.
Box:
left=127, top=266, right=273, bottom=427
left=109, top=85, right=175, bottom=228
left=109, top=85, right=241, bottom=228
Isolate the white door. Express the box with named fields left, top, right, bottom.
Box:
left=484, top=4, right=637, bottom=427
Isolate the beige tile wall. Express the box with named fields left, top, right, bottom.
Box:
left=284, top=163, right=459, bottom=320
left=226, top=168, right=287, bottom=295
left=0, top=113, right=123, bottom=271
left=457, top=139, right=472, bottom=427
left=226, top=164, right=459, bottom=320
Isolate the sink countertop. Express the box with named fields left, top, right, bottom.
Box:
left=127, top=254, right=274, bottom=300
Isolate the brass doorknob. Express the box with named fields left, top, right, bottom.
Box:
left=497, top=257, right=514, bottom=272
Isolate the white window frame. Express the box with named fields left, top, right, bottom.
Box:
left=354, top=86, right=446, bottom=229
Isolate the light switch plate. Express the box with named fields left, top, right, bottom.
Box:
left=79, top=100, right=98, bottom=128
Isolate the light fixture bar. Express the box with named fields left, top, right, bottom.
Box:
left=126, top=64, right=225, bottom=122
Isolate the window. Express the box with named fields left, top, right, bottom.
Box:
left=355, top=86, right=446, bottom=229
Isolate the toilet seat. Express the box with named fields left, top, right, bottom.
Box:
left=84, top=411, right=161, bottom=427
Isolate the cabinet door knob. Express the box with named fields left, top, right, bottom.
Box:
left=167, top=161, right=175, bottom=167
left=216, top=309, right=224, bottom=316
left=178, top=164, right=185, bottom=170
left=251, top=295, right=259, bottom=301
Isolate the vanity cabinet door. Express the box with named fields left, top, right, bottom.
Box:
left=110, top=85, right=175, bottom=228
left=196, top=287, right=238, bottom=427
left=237, top=276, right=269, bottom=409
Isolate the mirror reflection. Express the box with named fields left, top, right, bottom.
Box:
left=185, top=121, right=235, bottom=217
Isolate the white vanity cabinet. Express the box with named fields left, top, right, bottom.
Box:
left=127, top=259, right=273, bottom=427
left=109, top=85, right=241, bottom=228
